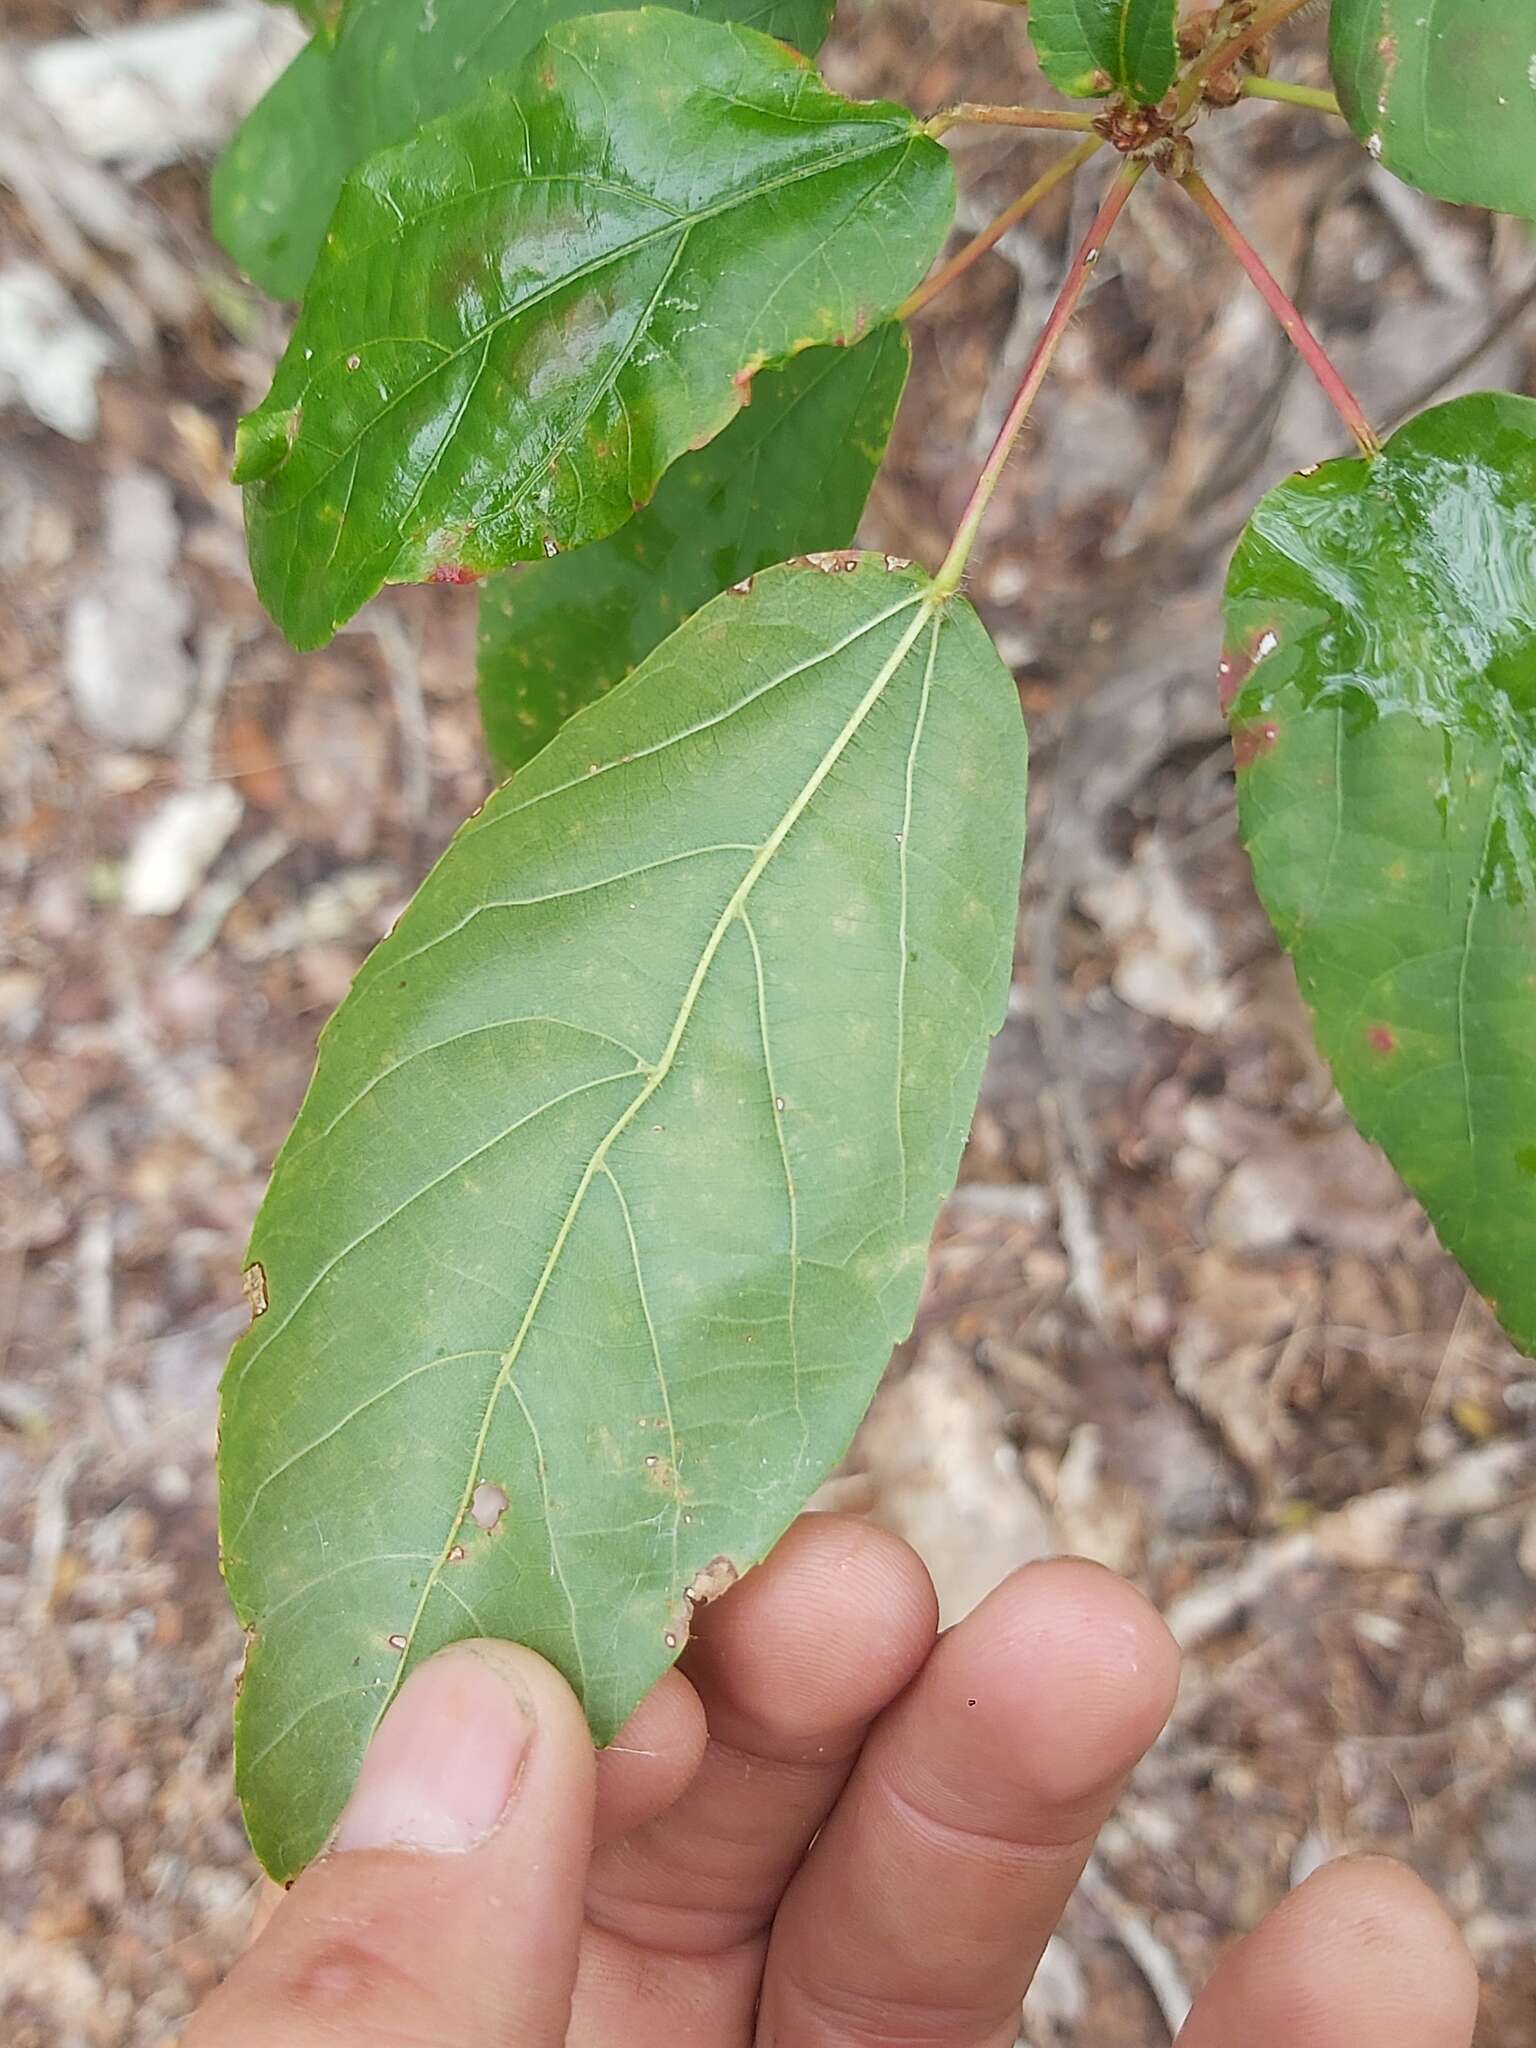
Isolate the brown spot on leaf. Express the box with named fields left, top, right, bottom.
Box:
left=470, top=1480, right=509, bottom=1531
left=1231, top=719, right=1279, bottom=768
left=1218, top=625, right=1278, bottom=712
left=1374, top=31, right=1398, bottom=123
left=1217, top=648, right=1253, bottom=712
left=387, top=1633, right=407, bottom=1652
left=643, top=1454, right=688, bottom=1501
left=684, top=1556, right=739, bottom=1607
left=797, top=550, right=862, bottom=575
left=732, top=364, right=756, bottom=405
left=1367, top=1024, right=1397, bottom=1055
left=233, top=1633, right=256, bottom=1698
left=428, top=563, right=481, bottom=586
left=729, top=576, right=754, bottom=596
left=243, top=1263, right=268, bottom=1318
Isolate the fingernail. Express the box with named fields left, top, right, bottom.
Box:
left=334, top=1645, right=534, bottom=1854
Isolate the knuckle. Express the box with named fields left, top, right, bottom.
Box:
left=268, top=1893, right=451, bottom=2040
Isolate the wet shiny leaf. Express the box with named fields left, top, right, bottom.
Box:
left=219, top=554, right=1028, bottom=1880
left=1225, top=392, right=1536, bottom=1356
left=233, top=11, right=951, bottom=649
left=1330, top=0, right=1536, bottom=217
left=1026, top=0, right=1179, bottom=102
left=477, top=328, right=909, bottom=777
left=216, top=0, right=837, bottom=300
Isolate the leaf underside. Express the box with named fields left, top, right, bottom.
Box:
left=233, top=10, right=952, bottom=650
left=1026, top=0, right=1179, bottom=102
left=219, top=554, right=1028, bottom=1880
left=1226, top=391, right=1536, bottom=1358
left=215, top=0, right=837, bottom=301
left=1329, top=0, right=1536, bottom=218
left=477, top=328, right=910, bottom=778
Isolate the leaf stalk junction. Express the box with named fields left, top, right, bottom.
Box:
left=922, top=0, right=1378, bottom=591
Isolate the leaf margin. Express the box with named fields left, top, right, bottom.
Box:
left=1224, top=388, right=1536, bottom=1358
left=475, top=324, right=912, bottom=777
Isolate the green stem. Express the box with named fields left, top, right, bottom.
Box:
left=1239, top=76, right=1343, bottom=116
left=932, top=159, right=1147, bottom=597
left=899, top=137, right=1104, bottom=321
left=1177, top=170, right=1381, bottom=456
left=926, top=103, right=1100, bottom=138
left=1178, top=0, right=1314, bottom=110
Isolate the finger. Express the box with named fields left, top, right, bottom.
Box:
left=238, top=1675, right=702, bottom=1955
left=571, top=1514, right=938, bottom=2045
left=247, top=1880, right=283, bottom=1946
left=586, top=1515, right=938, bottom=1952
left=759, top=1557, right=1180, bottom=2046
left=595, top=1669, right=708, bottom=1845
left=1176, top=1855, right=1478, bottom=2048
left=186, top=1641, right=596, bottom=2048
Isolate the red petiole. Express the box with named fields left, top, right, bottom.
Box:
left=1176, top=169, right=1381, bottom=456
left=933, top=158, right=1148, bottom=594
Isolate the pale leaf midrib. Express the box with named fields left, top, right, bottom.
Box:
left=237, top=601, right=922, bottom=1389
left=371, top=584, right=938, bottom=1730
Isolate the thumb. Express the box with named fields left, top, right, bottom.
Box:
left=186, top=1641, right=596, bottom=2048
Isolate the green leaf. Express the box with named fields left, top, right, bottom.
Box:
left=214, top=0, right=837, bottom=301
left=1026, top=0, right=1178, bottom=102
left=1225, top=391, right=1536, bottom=1357
left=477, top=329, right=909, bottom=778
left=234, top=11, right=952, bottom=651
left=1330, top=0, right=1536, bottom=217
left=272, top=0, right=347, bottom=45
left=218, top=553, right=1027, bottom=1879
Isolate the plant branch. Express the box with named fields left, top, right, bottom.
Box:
left=1180, top=0, right=1314, bottom=107
left=933, top=159, right=1147, bottom=596
left=1239, top=76, right=1343, bottom=116
left=926, top=103, right=1099, bottom=137
left=1176, top=169, right=1380, bottom=456
left=899, top=137, right=1103, bottom=321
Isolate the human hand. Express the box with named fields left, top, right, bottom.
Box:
left=184, top=1515, right=1478, bottom=2046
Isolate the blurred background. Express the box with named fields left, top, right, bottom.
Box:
left=2, top=0, right=1535, bottom=2040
